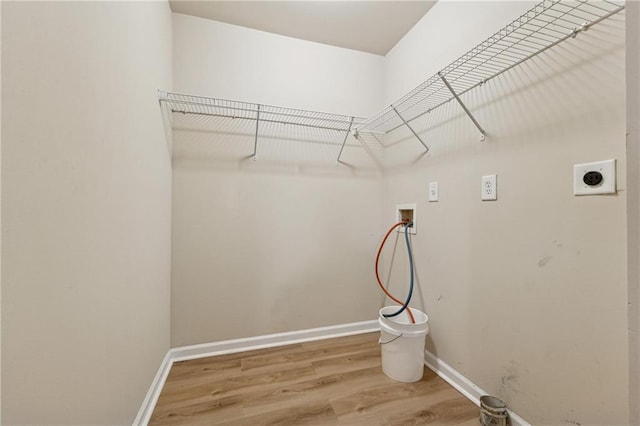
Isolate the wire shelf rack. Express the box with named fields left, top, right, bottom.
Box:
left=160, top=92, right=366, bottom=163
left=356, top=0, right=625, bottom=150
left=160, top=0, right=624, bottom=164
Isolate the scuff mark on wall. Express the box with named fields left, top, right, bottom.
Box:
left=500, top=373, right=520, bottom=396
left=538, top=255, right=553, bottom=268
left=499, top=361, right=521, bottom=398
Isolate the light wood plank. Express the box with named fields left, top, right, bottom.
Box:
left=151, top=394, right=244, bottom=426
left=329, top=370, right=449, bottom=416
left=311, top=347, right=380, bottom=376
left=241, top=366, right=392, bottom=417
left=159, top=363, right=317, bottom=402
left=240, top=335, right=378, bottom=372
left=219, top=401, right=338, bottom=426
left=334, top=385, right=476, bottom=425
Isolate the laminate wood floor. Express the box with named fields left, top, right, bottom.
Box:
left=149, top=332, right=479, bottom=425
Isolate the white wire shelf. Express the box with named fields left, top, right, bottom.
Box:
left=160, top=92, right=367, bottom=163
left=356, top=0, right=625, bottom=151
left=160, top=0, right=624, bottom=164
left=162, top=92, right=365, bottom=132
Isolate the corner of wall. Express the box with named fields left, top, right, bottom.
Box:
left=626, top=2, right=640, bottom=423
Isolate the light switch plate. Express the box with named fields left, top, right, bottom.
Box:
left=481, top=174, right=497, bottom=201
left=429, top=182, right=439, bottom=202
left=573, top=159, right=616, bottom=195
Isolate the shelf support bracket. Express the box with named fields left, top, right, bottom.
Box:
left=392, top=106, right=429, bottom=153
left=252, top=105, right=261, bottom=160
left=336, top=116, right=355, bottom=165
left=439, top=72, right=486, bottom=141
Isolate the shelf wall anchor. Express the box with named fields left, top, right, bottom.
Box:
left=392, top=106, right=429, bottom=153
left=336, top=116, right=355, bottom=165
left=439, top=72, right=487, bottom=141
left=252, top=104, right=261, bottom=160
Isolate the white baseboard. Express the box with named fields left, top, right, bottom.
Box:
left=132, top=320, right=379, bottom=425
left=424, top=350, right=530, bottom=426
left=132, top=351, right=173, bottom=426
left=171, top=320, right=380, bottom=363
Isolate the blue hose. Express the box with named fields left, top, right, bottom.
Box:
left=383, top=223, right=414, bottom=318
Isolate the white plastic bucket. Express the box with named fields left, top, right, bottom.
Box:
left=378, top=306, right=429, bottom=383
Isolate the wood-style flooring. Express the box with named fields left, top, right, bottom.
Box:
left=149, top=332, right=479, bottom=425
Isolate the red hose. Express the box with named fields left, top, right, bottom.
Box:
left=375, top=221, right=416, bottom=323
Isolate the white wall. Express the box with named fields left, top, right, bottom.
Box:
left=171, top=14, right=385, bottom=346
left=1, top=2, right=172, bottom=424
left=173, top=14, right=383, bottom=117
left=381, top=1, right=628, bottom=425
left=627, top=1, right=640, bottom=424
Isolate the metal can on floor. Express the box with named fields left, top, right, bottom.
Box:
left=479, top=395, right=510, bottom=426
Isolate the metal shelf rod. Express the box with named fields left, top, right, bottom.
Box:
left=393, top=106, right=429, bottom=153
left=336, top=117, right=355, bottom=165
left=438, top=72, right=486, bottom=141
left=252, top=104, right=260, bottom=160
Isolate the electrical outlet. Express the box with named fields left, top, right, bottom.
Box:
left=481, top=174, right=497, bottom=201
left=429, top=182, right=439, bottom=202
left=573, top=159, right=616, bottom=195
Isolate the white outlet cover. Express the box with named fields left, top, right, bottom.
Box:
left=481, top=174, right=497, bottom=201
left=428, top=182, right=439, bottom=202
left=573, top=159, right=616, bottom=196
